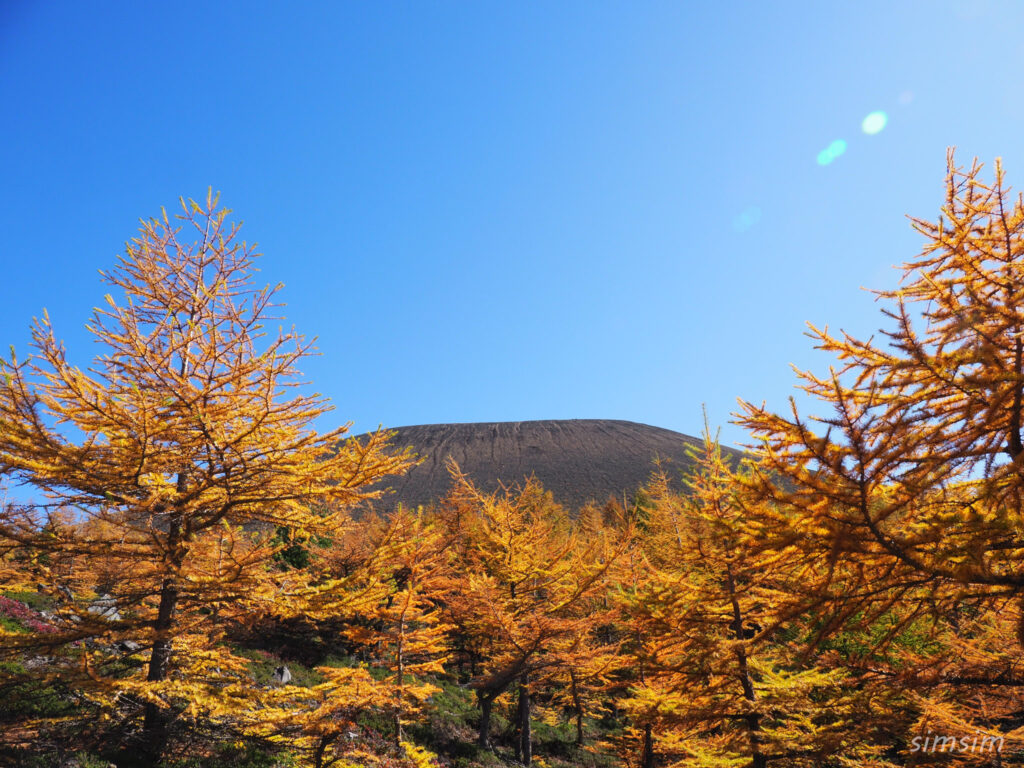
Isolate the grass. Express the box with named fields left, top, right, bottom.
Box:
left=0, top=614, right=26, bottom=633
left=230, top=645, right=326, bottom=688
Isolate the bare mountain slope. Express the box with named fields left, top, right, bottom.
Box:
left=359, top=419, right=743, bottom=512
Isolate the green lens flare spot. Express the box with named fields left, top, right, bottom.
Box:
left=732, top=206, right=762, bottom=233
left=817, top=139, right=847, bottom=166
left=862, top=111, right=888, bottom=135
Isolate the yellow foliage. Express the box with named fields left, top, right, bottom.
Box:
left=0, top=194, right=413, bottom=764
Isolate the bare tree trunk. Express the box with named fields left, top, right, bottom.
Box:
left=477, top=690, right=495, bottom=748
left=516, top=672, right=532, bottom=766
left=569, top=669, right=585, bottom=745
left=314, top=734, right=330, bottom=768
left=140, top=501, right=184, bottom=767
left=640, top=722, right=654, bottom=768
left=140, top=575, right=180, bottom=765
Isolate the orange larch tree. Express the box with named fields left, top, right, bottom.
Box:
left=541, top=500, right=630, bottom=748
left=737, top=151, right=1024, bottom=757
left=0, top=194, right=412, bottom=765
left=437, top=465, right=625, bottom=765
left=334, top=506, right=452, bottom=747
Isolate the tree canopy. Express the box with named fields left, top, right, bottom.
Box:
left=4, top=157, right=1024, bottom=767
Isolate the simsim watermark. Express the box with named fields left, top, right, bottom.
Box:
left=910, top=731, right=1003, bottom=755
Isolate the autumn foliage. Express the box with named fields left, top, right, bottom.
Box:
left=0, top=196, right=415, bottom=765
left=4, top=155, right=1024, bottom=767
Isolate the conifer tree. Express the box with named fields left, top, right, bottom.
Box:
left=0, top=194, right=412, bottom=764
left=619, top=436, right=889, bottom=767
left=343, top=506, right=452, bottom=745
left=234, top=505, right=450, bottom=767
left=737, top=151, right=1024, bottom=756
left=438, top=465, right=624, bottom=764
left=544, top=501, right=629, bottom=747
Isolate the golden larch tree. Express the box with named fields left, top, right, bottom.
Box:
left=619, top=435, right=890, bottom=768
left=438, top=464, right=625, bottom=765
left=320, top=506, right=451, bottom=748
left=0, top=194, right=412, bottom=764
left=737, top=151, right=1024, bottom=757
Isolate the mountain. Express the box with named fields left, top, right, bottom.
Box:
left=357, top=419, right=745, bottom=512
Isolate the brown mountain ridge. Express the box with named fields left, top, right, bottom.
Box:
left=358, top=419, right=745, bottom=512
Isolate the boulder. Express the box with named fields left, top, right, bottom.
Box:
left=87, top=594, right=121, bottom=621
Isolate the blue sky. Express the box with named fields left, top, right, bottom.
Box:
left=2, top=0, right=1023, bottom=450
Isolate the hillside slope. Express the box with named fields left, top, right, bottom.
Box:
left=359, top=419, right=743, bottom=512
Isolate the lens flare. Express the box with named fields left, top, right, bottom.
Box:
left=732, top=206, right=762, bottom=233
left=862, top=111, right=888, bottom=135
left=817, top=139, right=847, bottom=166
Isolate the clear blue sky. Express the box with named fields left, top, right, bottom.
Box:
left=2, top=0, right=1023, bottom=450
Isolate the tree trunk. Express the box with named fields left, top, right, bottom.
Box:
left=726, top=563, right=766, bottom=768
left=314, top=734, right=330, bottom=768
left=569, top=669, right=584, bottom=745
left=1010, top=337, right=1023, bottom=458
left=640, top=722, right=654, bottom=768
left=477, top=691, right=495, bottom=748
left=395, top=618, right=405, bottom=746
left=516, top=672, right=532, bottom=766
left=140, top=575, right=180, bottom=765
left=140, top=507, right=184, bottom=766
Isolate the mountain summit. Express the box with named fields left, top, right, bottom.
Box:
left=359, top=419, right=743, bottom=512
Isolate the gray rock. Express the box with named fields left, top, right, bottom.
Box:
left=87, top=593, right=121, bottom=621
left=37, top=582, right=73, bottom=602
